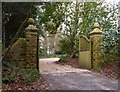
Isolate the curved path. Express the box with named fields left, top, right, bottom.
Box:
left=39, top=58, right=118, bottom=90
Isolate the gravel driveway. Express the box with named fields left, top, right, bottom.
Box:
left=39, top=58, right=118, bottom=90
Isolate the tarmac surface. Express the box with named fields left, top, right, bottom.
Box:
left=39, top=58, right=118, bottom=90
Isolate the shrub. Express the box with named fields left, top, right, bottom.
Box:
left=58, top=54, right=68, bottom=63
left=2, top=77, right=15, bottom=84
left=59, top=36, right=79, bottom=58
left=101, top=29, right=119, bottom=64
left=59, top=37, right=72, bottom=56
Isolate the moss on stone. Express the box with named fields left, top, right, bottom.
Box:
left=27, top=18, right=35, bottom=24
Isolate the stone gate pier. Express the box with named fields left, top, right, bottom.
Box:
left=79, top=22, right=104, bottom=69
left=4, top=18, right=39, bottom=70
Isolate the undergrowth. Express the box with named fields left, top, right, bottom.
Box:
left=2, top=60, right=40, bottom=84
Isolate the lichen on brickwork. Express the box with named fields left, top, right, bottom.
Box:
left=5, top=38, right=26, bottom=66
left=4, top=18, right=38, bottom=69
left=91, top=36, right=103, bottom=69
left=89, top=22, right=104, bottom=69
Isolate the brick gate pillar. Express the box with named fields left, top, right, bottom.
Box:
left=89, top=22, right=104, bottom=69
left=25, top=18, right=38, bottom=69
